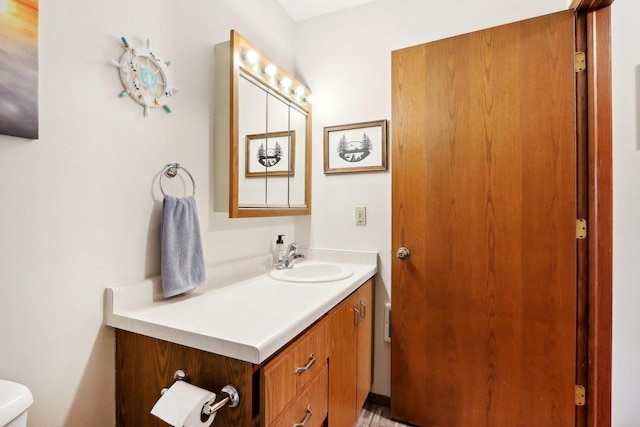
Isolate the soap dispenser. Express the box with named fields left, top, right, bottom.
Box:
left=274, top=235, right=285, bottom=267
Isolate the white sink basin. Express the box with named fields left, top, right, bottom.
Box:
left=269, top=261, right=353, bottom=283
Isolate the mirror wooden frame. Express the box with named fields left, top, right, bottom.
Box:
left=229, top=30, right=312, bottom=218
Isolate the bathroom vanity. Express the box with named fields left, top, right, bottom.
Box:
left=105, top=250, right=376, bottom=427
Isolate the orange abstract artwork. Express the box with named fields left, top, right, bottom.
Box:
left=0, top=0, right=38, bottom=139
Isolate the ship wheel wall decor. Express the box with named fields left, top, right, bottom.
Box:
left=109, top=37, right=179, bottom=117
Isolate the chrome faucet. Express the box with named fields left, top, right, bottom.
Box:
left=276, top=242, right=305, bottom=270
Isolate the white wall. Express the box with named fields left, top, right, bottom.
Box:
left=611, top=1, right=640, bottom=425
left=0, top=1, right=298, bottom=426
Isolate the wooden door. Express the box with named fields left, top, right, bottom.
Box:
left=391, top=10, right=579, bottom=426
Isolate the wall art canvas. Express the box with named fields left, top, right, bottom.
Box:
left=324, top=120, right=387, bottom=174
left=0, top=0, right=39, bottom=139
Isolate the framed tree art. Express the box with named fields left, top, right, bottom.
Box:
left=245, top=130, right=295, bottom=177
left=324, top=120, right=388, bottom=174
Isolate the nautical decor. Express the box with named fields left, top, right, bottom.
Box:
left=109, top=37, right=178, bottom=117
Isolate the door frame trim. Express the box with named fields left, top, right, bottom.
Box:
left=573, top=2, right=613, bottom=426
left=571, top=0, right=614, bottom=11
left=586, top=7, right=613, bottom=427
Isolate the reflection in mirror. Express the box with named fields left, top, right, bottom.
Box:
left=238, top=73, right=297, bottom=208
left=288, top=104, right=307, bottom=206
left=237, top=74, right=268, bottom=207
left=264, top=83, right=290, bottom=207
left=228, top=30, right=312, bottom=218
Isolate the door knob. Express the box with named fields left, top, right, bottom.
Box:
left=396, top=247, right=410, bottom=260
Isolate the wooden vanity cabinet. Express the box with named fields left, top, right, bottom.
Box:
left=327, top=278, right=374, bottom=426
left=356, top=279, right=374, bottom=411
left=261, top=319, right=329, bottom=426
left=266, top=364, right=328, bottom=427
left=114, top=278, right=373, bottom=427
left=115, top=329, right=256, bottom=427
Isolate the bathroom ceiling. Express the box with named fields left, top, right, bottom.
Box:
left=276, top=0, right=377, bottom=22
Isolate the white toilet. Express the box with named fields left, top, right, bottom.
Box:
left=0, top=380, right=33, bottom=427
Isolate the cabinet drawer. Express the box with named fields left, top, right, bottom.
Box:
left=269, top=364, right=328, bottom=427
left=263, top=319, right=328, bottom=425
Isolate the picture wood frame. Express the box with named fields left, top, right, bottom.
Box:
left=324, top=120, right=388, bottom=174
left=245, top=130, right=295, bottom=177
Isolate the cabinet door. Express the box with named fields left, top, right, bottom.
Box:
left=356, top=279, right=374, bottom=411
left=270, top=365, right=328, bottom=427
left=328, top=292, right=358, bottom=425
left=263, top=319, right=328, bottom=425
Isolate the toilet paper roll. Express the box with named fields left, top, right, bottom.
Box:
left=151, top=381, right=217, bottom=427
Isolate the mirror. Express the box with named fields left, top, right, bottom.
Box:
left=214, top=30, right=312, bottom=218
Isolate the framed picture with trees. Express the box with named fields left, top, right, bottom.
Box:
left=245, top=130, right=295, bottom=177
left=324, top=120, right=388, bottom=174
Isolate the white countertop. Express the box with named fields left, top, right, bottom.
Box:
left=104, top=249, right=377, bottom=364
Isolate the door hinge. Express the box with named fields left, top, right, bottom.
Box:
left=575, top=385, right=586, bottom=406
left=575, top=52, right=586, bottom=72
left=576, top=218, right=587, bottom=240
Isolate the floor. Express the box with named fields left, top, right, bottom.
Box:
left=355, top=402, right=413, bottom=427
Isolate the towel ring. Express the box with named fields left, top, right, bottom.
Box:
left=160, top=163, right=196, bottom=197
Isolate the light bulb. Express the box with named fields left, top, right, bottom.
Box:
left=265, top=64, right=277, bottom=77
left=295, top=86, right=305, bottom=97
left=281, top=77, right=292, bottom=89
left=246, top=50, right=258, bottom=64
left=306, top=94, right=316, bottom=104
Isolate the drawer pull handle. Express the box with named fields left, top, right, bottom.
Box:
left=295, top=354, right=316, bottom=375
left=353, top=305, right=361, bottom=326
left=359, top=300, right=367, bottom=319
left=293, top=404, right=313, bottom=427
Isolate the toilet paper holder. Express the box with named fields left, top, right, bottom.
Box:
left=160, top=369, right=240, bottom=422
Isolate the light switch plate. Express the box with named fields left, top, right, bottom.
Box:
left=355, top=206, right=366, bottom=226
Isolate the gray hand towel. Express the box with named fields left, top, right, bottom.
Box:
left=161, top=195, right=206, bottom=297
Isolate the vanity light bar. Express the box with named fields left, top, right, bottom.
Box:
left=238, top=45, right=314, bottom=107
